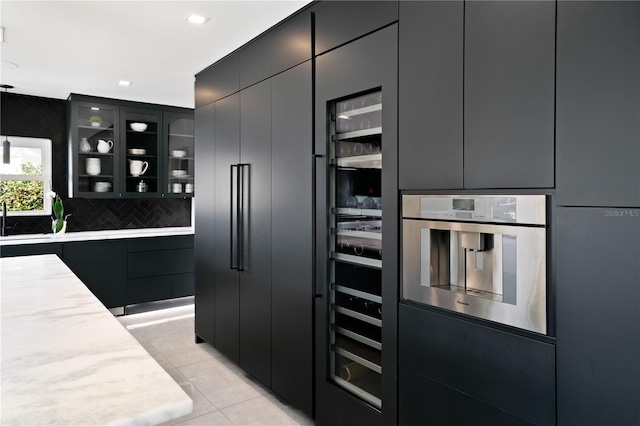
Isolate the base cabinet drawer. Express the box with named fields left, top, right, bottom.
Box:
left=399, top=304, right=555, bottom=426
left=127, top=276, right=172, bottom=305
left=400, top=369, right=536, bottom=426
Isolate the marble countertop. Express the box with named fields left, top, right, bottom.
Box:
left=0, top=226, right=194, bottom=246
left=0, top=254, right=193, bottom=425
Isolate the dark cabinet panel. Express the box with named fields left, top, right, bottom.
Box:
left=63, top=240, right=127, bottom=308
left=271, top=62, right=313, bottom=416
left=128, top=235, right=193, bottom=252
left=195, top=55, right=239, bottom=109
left=171, top=272, right=195, bottom=298
left=194, top=103, right=216, bottom=344
left=127, top=248, right=194, bottom=279
left=399, top=304, right=556, bottom=426
left=464, top=1, right=555, bottom=189
left=239, top=11, right=311, bottom=89
left=398, top=0, right=463, bottom=190
left=312, top=0, right=398, bottom=56
left=212, top=93, right=241, bottom=362
left=556, top=207, right=640, bottom=425
left=1, top=243, right=62, bottom=258
left=128, top=275, right=172, bottom=305
left=556, top=2, right=640, bottom=207
left=400, top=369, right=535, bottom=426
left=239, top=80, right=272, bottom=387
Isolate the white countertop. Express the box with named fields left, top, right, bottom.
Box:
left=0, top=254, right=193, bottom=425
left=0, top=226, right=194, bottom=246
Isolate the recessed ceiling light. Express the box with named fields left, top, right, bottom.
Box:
left=118, top=80, right=131, bottom=86
left=186, top=14, right=209, bottom=25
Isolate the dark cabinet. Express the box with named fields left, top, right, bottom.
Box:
left=163, top=112, right=195, bottom=198
left=0, top=243, right=63, bottom=258
left=556, top=1, right=640, bottom=207
left=239, top=10, right=311, bottom=89
left=62, top=240, right=127, bottom=309
left=194, top=103, right=216, bottom=344
left=212, top=93, right=241, bottom=363
left=239, top=78, right=273, bottom=387
left=68, top=94, right=193, bottom=198
left=463, top=1, right=555, bottom=189
left=398, top=1, right=554, bottom=190
left=399, top=304, right=556, bottom=426
left=120, top=106, right=163, bottom=197
left=556, top=207, right=640, bottom=425
left=196, top=61, right=313, bottom=417
left=126, top=235, right=194, bottom=305
left=312, top=1, right=398, bottom=56
left=314, top=25, right=398, bottom=426
left=195, top=55, right=239, bottom=109
left=398, top=0, right=463, bottom=190
left=270, top=61, right=313, bottom=416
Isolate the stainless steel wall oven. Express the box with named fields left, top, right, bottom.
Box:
left=402, top=194, right=549, bottom=334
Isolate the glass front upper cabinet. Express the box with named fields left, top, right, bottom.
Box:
left=121, top=108, right=162, bottom=196
left=165, top=113, right=195, bottom=197
left=70, top=102, right=119, bottom=197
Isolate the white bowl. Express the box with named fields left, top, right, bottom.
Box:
left=172, top=150, right=187, bottom=158
left=173, top=169, right=187, bottom=177
left=130, top=122, right=147, bottom=132
left=127, top=148, right=147, bottom=155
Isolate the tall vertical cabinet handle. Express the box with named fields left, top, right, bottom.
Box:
left=237, top=163, right=250, bottom=271
left=237, top=164, right=244, bottom=271
left=230, top=164, right=238, bottom=270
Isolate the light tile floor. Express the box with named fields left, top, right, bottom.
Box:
left=117, top=304, right=314, bottom=426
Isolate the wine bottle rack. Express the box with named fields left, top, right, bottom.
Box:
left=328, top=90, right=383, bottom=409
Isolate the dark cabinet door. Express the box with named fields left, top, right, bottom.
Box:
left=399, top=304, right=556, bottom=426
left=556, top=1, right=640, bottom=207
left=62, top=240, right=127, bottom=309
left=464, top=1, right=555, bottom=189
left=239, top=11, right=311, bottom=89
left=213, top=94, right=241, bottom=362
left=195, top=55, right=239, bottom=109
left=556, top=207, right=640, bottom=425
left=195, top=103, right=216, bottom=344
left=398, top=0, right=463, bottom=190
left=312, top=0, right=398, bottom=56
left=239, top=79, right=272, bottom=387
left=271, top=61, right=313, bottom=417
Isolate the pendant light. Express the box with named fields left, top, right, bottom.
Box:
left=1, top=84, right=14, bottom=164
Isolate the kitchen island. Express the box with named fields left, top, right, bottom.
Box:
left=0, top=254, right=192, bottom=425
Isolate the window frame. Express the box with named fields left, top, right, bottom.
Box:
left=0, top=136, right=53, bottom=217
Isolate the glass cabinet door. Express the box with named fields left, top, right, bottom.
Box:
left=121, top=108, right=161, bottom=196
left=165, top=114, right=194, bottom=197
left=72, top=103, right=118, bottom=197
left=329, top=90, right=383, bottom=408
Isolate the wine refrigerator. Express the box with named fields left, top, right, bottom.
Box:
left=326, top=90, right=384, bottom=408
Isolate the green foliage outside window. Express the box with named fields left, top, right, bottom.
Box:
left=0, top=162, right=45, bottom=211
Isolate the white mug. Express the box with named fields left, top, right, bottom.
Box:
left=128, top=159, right=148, bottom=177
left=86, top=157, right=101, bottom=176
left=97, top=139, right=113, bottom=153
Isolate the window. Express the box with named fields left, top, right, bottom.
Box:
left=0, top=136, right=53, bottom=216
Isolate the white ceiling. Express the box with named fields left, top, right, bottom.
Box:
left=0, top=0, right=311, bottom=108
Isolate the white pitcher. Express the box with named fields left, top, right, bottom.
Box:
left=97, top=139, right=113, bottom=153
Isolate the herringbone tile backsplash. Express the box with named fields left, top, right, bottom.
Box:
left=1, top=93, right=192, bottom=235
